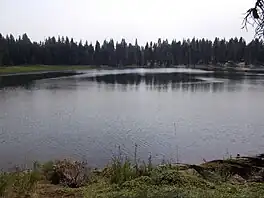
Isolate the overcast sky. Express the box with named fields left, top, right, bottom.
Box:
left=0, top=0, right=257, bottom=45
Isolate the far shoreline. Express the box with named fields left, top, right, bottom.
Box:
left=1, top=64, right=264, bottom=76
left=1, top=64, right=264, bottom=88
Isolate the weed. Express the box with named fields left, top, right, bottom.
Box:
left=214, top=164, right=232, bottom=182
left=0, top=169, right=40, bottom=198
left=0, top=172, right=10, bottom=196
left=109, top=145, right=153, bottom=185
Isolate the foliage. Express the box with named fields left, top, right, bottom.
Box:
left=2, top=157, right=264, bottom=197
left=1, top=34, right=264, bottom=67
left=0, top=169, right=41, bottom=198
left=42, top=160, right=55, bottom=181
left=83, top=166, right=264, bottom=198
left=107, top=146, right=152, bottom=185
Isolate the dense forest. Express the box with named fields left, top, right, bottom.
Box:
left=0, top=33, right=264, bottom=67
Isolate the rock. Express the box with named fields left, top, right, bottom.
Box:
left=257, top=168, right=264, bottom=177
left=185, top=168, right=201, bottom=177
left=249, top=175, right=263, bottom=182
left=248, top=168, right=264, bottom=182
left=92, top=168, right=103, bottom=175
left=188, top=164, right=222, bottom=182
left=230, top=174, right=246, bottom=184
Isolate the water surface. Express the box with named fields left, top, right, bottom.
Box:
left=1, top=68, right=264, bottom=169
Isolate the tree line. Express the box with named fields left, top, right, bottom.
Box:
left=0, top=33, right=264, bottom=67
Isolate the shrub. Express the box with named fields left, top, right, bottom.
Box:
left=49, top=159, right=91, bottom=188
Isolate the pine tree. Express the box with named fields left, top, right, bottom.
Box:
left=0, top=33, right=264, bottom=67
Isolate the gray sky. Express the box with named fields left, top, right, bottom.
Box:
left=0, top=0, right=256, bottom=45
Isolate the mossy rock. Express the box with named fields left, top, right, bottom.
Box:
left=201, top=159, right=262, bottom=179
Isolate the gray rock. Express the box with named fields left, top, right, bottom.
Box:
left=230, top=174, right=246, bottom=184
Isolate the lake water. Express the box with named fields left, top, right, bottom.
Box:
left=1, top=68, right=264, bottom=169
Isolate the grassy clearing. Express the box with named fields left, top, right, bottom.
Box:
left=0, top=65, right=95, bottom=74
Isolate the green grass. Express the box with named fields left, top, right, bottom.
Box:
left=1, top=150, right=264, bottom=198
left=0, top=170, right=41, bottom=197
left=2, top=158, right=264, bottom=198
left=0, top=65, right=95, bottom=74
left=83, top=163, right=264, bottom=198
left=84, top=180, right=264, bottom=198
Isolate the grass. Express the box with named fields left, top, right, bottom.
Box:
left=1, top=154, right=264, bottom=197
left=0, top=169, right=41, bottom=197
left=0, top=65, right=95, bottom=74
left=82, top=162, right=264, bottom=198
